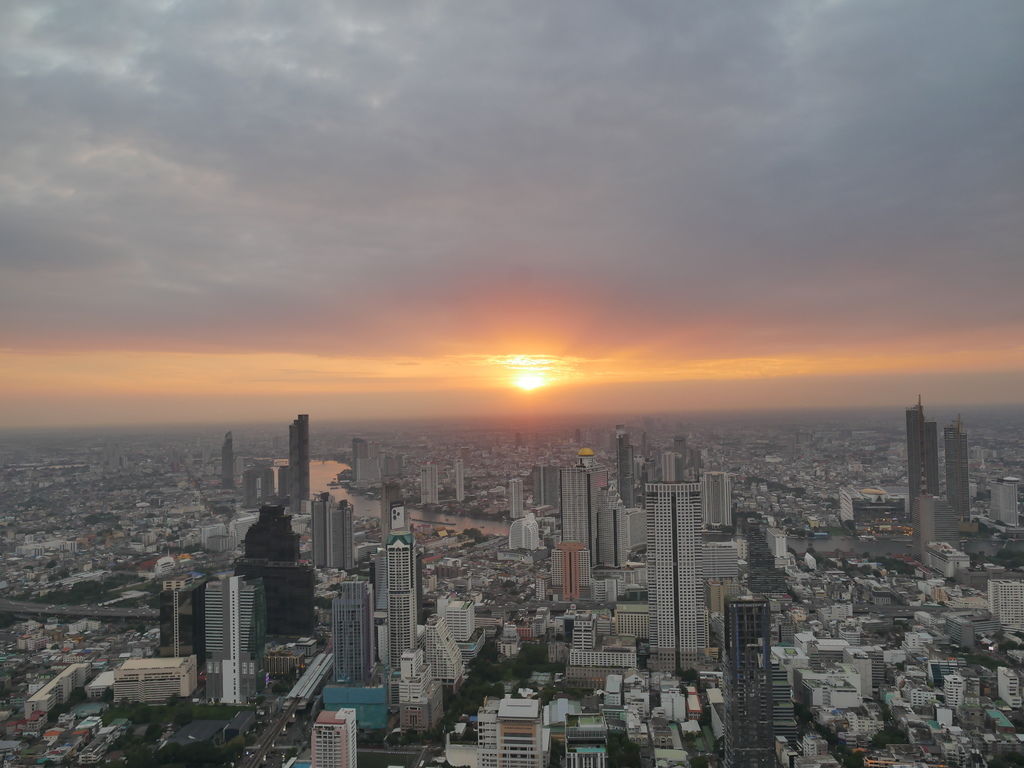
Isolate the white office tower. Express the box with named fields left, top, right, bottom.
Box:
left=312, top=495, right=355, bottom=570
left=420, top=464, right=440, bottom=505
left=702, top=540, right=739, bottom=580
left=989, top=580, right=1024, bottom=631
left=311, top=708, right=357, bottom=768
left=454, top=458, right=466, bottom=502
left=764, top=527, right=788, bottom=568
left=439, top=597, right=476, bottom=642
left=508, top=477, right=525, bottom=519
left=559, top=448, right=610, bottom=563
left=478, top=697, right=546, bottom=768
left=702, top=471, right=732, bottom=527
left=204, top=576, right=266, bottom=704
left=998, top=667, right=1022, bottom=708
left=991, top=477, right=1020, bottom=526
left=398, top=648, right=443, bottom=731
left=646, top=482, right=708, bottom=671
left=944, top=673, right=967, bottom=708
left=386, top=530, right=418, bottom=669
left=424, top=614, right=465, bottom=688
left=509, top=512, right=542, bottom=550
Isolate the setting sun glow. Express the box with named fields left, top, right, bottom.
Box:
left=515, top=373, right=546, bottom=391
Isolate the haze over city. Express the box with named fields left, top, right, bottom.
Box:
left=2, top=1, right=1023, bottom=427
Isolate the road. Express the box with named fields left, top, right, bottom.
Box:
left=240, top=698, right=300, bottom=768
left=0, top=598, right=157, bottom=619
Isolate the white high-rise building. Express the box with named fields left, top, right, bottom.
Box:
left=420, top=464, right=439, bottom=505
left=702, top=540, right=739, bottom=580
left=659, top=451, right=680, bottom=482
left=439, top=597, right=476, bottom=643
left=508, top=477, right=524, bottom=519
left=989, top=579, right=1024, bottom=631
left=646, top=482, right=707, bottom=670
left=454, top=458, right=465, bottom=502
left=229, top=513, right=258, bottom=550
left=478, top=697, right=545, bottom=768
left=991, top=477, right=1020, bottom=526
left=624, top=508, right=646, bottom=550
left=560, top=449, right=609, bottom=565
left=765, top=527, right=788, bottom=568
left=386, top=528, right=418, bottom=669
left=998, top=667, right=1022, bottom=708
left=398, top=648, right=443, bottom=731
left=509, top=512, right=541, bottom=550
left=943, top=673, right=966, bottom=708
left=312, top=494, right=354, bottom=570
left=311, top=708, right=357, bottom=768
left=702, top=472, right=732, bottom=527
left=204, top=576, right=266, bottom=704
left=424, top=614, right=465, bottom=688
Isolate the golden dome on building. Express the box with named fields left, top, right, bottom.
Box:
left=578, top=447, right=595, bottom=456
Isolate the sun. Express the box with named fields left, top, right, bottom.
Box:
left=515, top=373, right=546, bottom=391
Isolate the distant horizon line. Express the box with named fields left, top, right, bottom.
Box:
left=4, top=400, right=1024, bottom=435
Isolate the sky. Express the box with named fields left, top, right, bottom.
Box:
left=1, top=1, right=1023, bottom=427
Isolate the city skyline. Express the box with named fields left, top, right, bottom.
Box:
left=2, top=2, right=1024, bottom=426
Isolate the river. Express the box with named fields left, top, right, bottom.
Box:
left=788, top=534, right=1009, bottom=558
left=307, top=460, right=509, bottom=536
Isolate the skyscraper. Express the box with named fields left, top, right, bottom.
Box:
left=332, top=581, right=374, bottom=685
left=646, top=482, right=707, bottom=670
left=235, top=504, right=314, bottom=636
left=509, top=512, right=541, bottom=550
left=746, top=523, right=789, bottom=596
left=559, top=448, right=609, bottom=564
left=991, top=477, right=1020, bottom=527
left=312, top=494, right=355, bottom=570
left=702, top=472, right=732, bottom=527
left=530, top=465, right=560, bottom=510
left=454, top=458, right=465, bottom=502
left=386, top=504, right=417, bottom=670
left=311, top=708, right=358, bottom=768
left=221, top=431, right=234, bottom=489
left=424, top=614, right=465, bottom=689
left=204, top=575, right=267, bottom=704
left=912, top=494, right=958, bottom=560
left=551, top=542, right=591, bottom=600
left=723, top=597, right=774, bottom=768
left=508, top=477, right=524, bottom=519
left=615, top=426, right=635, bottom=507
left=242, top=466, right=276, bottom=507
left=288, top=414, right=310, bottom=515
left=380, top=481, right=403, bottom=539
left=420, top=463, right=439, bottom=505
left=906, top=398, right=939, bottom=508
left=159, top=577, right=206, bottom=666
left=597, top=502, right=628, bottom=568
left=944, top=416, right=970, bottom=520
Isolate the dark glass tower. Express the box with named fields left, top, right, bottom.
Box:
left=746, top=524, right=788, bottom=596
left=615, top=426, right=635, bottom=507
left=723, top=597, right=774, bottom=768
left=944, top=416, right=969, bottom=520
left=159, top=579, right=206, bottom=666
left=235, top=504, right=314, bottom=637
left=906, top=398, right=939, bottom=509
left=288, top=414, right=310, bottom=515
left=332, top=581, right=374, bottom=684
left=221, top=431, right=234, bottom=489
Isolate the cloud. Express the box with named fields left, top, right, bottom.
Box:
left=0, top=0, right=1022, bottom=377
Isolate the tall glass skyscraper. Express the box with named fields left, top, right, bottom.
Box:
left=723, top=597, right=774, bottom=768
left=288, top=414, right=310, bottom=515
left=944, top=416, right=970, bottom=520
left=332, top=581, right=374, bottom=684
left=906, top=398, right=939, bottom=508
left=559, top=449, right=609, bottom=566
